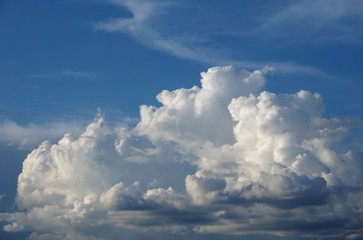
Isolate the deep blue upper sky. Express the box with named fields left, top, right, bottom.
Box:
left=0, top=0, right=204, bottom=123
left=1, top=0, right=362, bottom=124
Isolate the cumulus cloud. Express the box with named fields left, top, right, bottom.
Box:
left=137, top=66, right=268, bottom=148
left=1, top=66, right=363, bottom=239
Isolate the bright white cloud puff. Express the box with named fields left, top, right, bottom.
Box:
left=1, top=66, right=363, bottom=239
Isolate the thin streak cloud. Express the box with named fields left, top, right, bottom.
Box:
left=93, top=0, right=225, bottom=65
left=256, top=0, right=363, bottom=43
left=26, top=69, right=95, bottom=79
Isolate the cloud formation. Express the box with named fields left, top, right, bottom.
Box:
left=1, top=66, right=363, bottom=239
left=0, top=121, right=84, bottom=148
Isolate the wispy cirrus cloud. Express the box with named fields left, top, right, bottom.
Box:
left=93, top=0, right=362, bottom=77
left=255, top=0, right=363, bottom=43
left=58, top=69, right=94, bottom=78
left=93, top=0, right=227, bottom=65
left=26, top=69, right=95, bottom=79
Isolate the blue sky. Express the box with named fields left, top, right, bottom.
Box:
left=0, top=0, right=363, bottom=239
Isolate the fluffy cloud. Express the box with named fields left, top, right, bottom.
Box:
left=137, top=66, right=268, bottom=148
left=1, top=66, right=363, bottom=239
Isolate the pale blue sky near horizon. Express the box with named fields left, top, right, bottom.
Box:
left=0, top=1, right=363, bottom=239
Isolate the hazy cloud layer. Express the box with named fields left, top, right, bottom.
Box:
left=0, top=121, right=84, bottom=148
left=1, top=66, right=363, bottom=239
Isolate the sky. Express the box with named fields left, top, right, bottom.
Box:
left=0, top=0, right=363, bottom=239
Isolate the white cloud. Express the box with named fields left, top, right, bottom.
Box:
left=0, top=120, right=84, bottom=148
left=136, top=66, right=269, bottom=148
left=185, top=170, right=226, bottom=205
left=3, top=222, right=23, bottom=232
left=1, top=66, right=363, bottom=239
left=93, top=0, right=221, bottom=64
left=144, top=187, right=187, bottom=209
